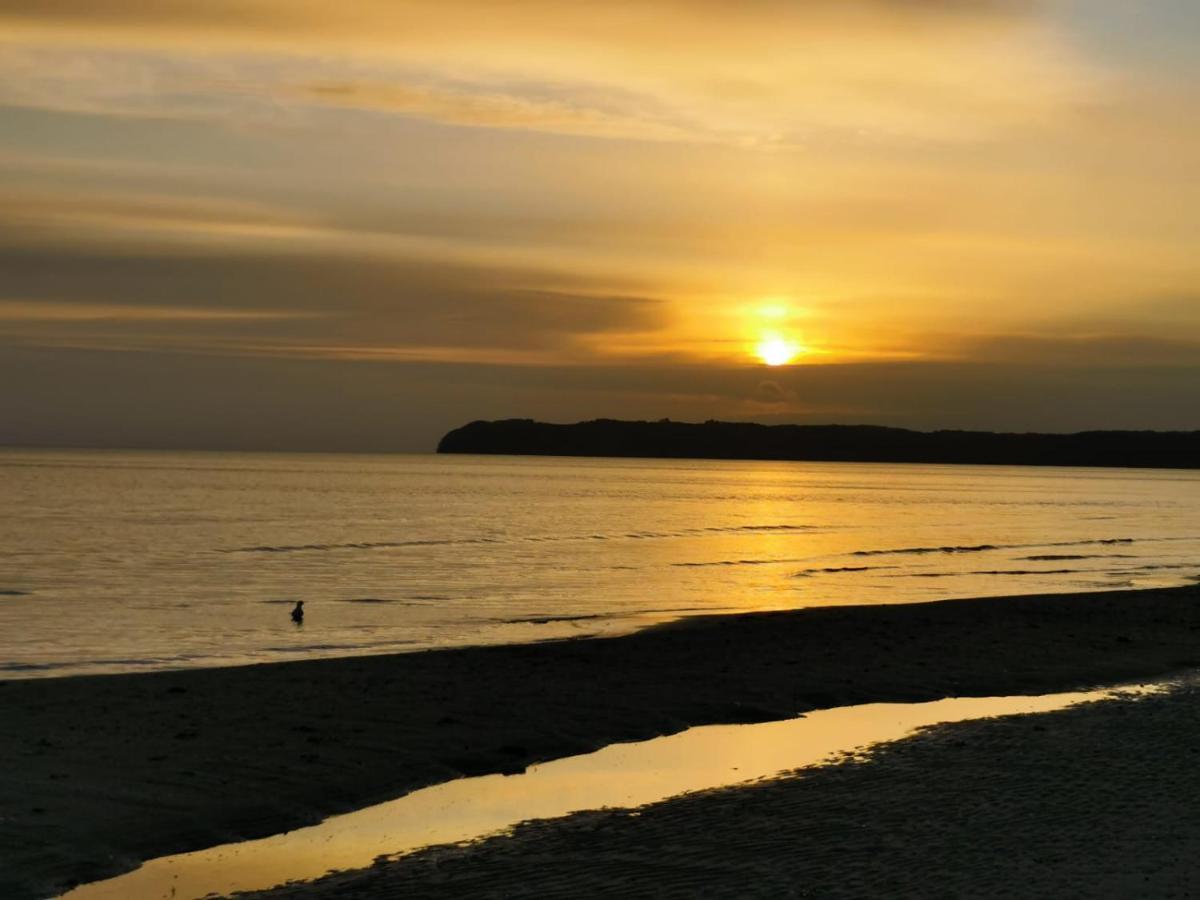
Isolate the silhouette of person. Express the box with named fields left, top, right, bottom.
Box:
left=291, top=600, right=305, bottom=625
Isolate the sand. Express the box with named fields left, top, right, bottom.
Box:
left=247, top=680, right=1200, bottom=899
left=4, top=583, right=1200, bottom=899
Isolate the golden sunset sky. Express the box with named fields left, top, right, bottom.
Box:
left=1, top=1, right=1197, bottom=450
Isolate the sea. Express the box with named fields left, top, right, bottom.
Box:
left=2, top=448, right=1199, bottom=680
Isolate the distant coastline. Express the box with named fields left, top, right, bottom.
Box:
left=437, top=419, right=1200, bottom=469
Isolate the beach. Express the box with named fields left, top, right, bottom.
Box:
left=4, top=0, right=1196, bottom=893
left=5, top=583, right=1200, bottom=898
left=248, top=673, right=1200, bottom=899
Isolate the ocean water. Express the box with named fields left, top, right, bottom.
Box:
left=1, top=449, right=1198, bottom=680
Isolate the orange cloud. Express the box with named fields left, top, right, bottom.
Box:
left=0, top=0, right=1085, bottom=147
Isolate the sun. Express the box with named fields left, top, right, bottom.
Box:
left=756, top=335, right=802, bottom=366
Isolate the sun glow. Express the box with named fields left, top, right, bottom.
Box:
left=756, top=335, right=802, bottom=366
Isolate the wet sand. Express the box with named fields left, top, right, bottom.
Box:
left=248, top=680, right=1200, bottom=899
left=4, top=584, right=1200, bottom=899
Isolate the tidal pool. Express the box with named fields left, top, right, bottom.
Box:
left=61, top=685, right=1150, bottom=900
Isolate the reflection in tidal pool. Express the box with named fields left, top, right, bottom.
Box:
left=60, top=686, right=1153, bottom=900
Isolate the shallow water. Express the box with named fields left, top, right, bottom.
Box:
left=60, top=686, right=1147, bottom=900
left=2, top=449, right=1199, bottom=678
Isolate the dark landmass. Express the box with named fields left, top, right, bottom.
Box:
left=6, top=584, right=1200, bottom=899
left=437, top=419, right=1200, bottom=468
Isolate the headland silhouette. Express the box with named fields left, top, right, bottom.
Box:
left=438, top=419, right=1200, bottom=469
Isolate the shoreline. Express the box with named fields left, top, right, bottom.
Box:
left=5, top=583, right=1200, bottom=898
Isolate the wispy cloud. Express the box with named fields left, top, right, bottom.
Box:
left=0, top=187, right=321, bottom=245
left=0, top=1, right=1041, bottom=45
left=0, top=300, right=314, bottom=323
left=0, top=241, right=669, bottom=364
left=954, top=332, right=1200, bottom=367
left=0, top=0, right=1095, bottom=147
left=299, top=80, right=704, bottom=144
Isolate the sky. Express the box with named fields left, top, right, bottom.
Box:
left=1, top=0, right=1198, bottom=452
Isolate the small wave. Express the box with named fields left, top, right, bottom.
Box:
left=620, top=525, right=816, bottom=539
left=502, top=613, right=612, bottom=625
left=643, top=605, right=735, bottom=614
left=0, top=661, right=69, bottom=672
left=503, top=606, right=729, bottom=625
left=337, top=597, right=403, bottom=604
left=0, top=589, right=30, bottom=596
left=852, top=543, right=998, bottom=557
left=222, top=523, right=824, bottom=554
left=263, top=641, right=416, bottom=653
left=1125, top=563, right=1200, bottom=572
left=1018, top=554, right=1135, bottom=561
left=1019, top=555, right=1088, bottom=561
left=970, top=569, right=1082, bottom=576
left=224, top=537, right=504, bottom=554
left=885, top=568, right=1081, bottom=578
left=851, top=537, right=1138, bottom=558
left=4, top=656, right=191, bottom=672
left=699, top=524, right=818, bottom=533
left=792, top=565, right=896, bottom=577
left=672, top=557, right=805, bottom=568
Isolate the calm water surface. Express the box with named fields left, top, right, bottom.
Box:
left=2, top=449, right=1198, bottom=678
left=64, top=684, right=1139, bottom=900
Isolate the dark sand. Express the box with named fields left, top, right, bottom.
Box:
left=247, top=680, right=1200, bottom=899
left=4, top=584, right=1200, bottom=899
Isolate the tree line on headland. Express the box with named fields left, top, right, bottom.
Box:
left=437, top=419, right=1200, bottom=469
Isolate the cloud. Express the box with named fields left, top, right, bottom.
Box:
left=0, top=244, right=668, bottom=362
left=956, top=332, right=1200, bottom=367
left=300, top=81, right=700, bottom=144
left=0, top=0, right=1088, bottom=147
left=0, top=187, right=321, bottom=245
left=0, top=1, right=1038, bottom=42
left=0, top=300, right=311, bottom=323
left=752, top=380, right=790, bottom=404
